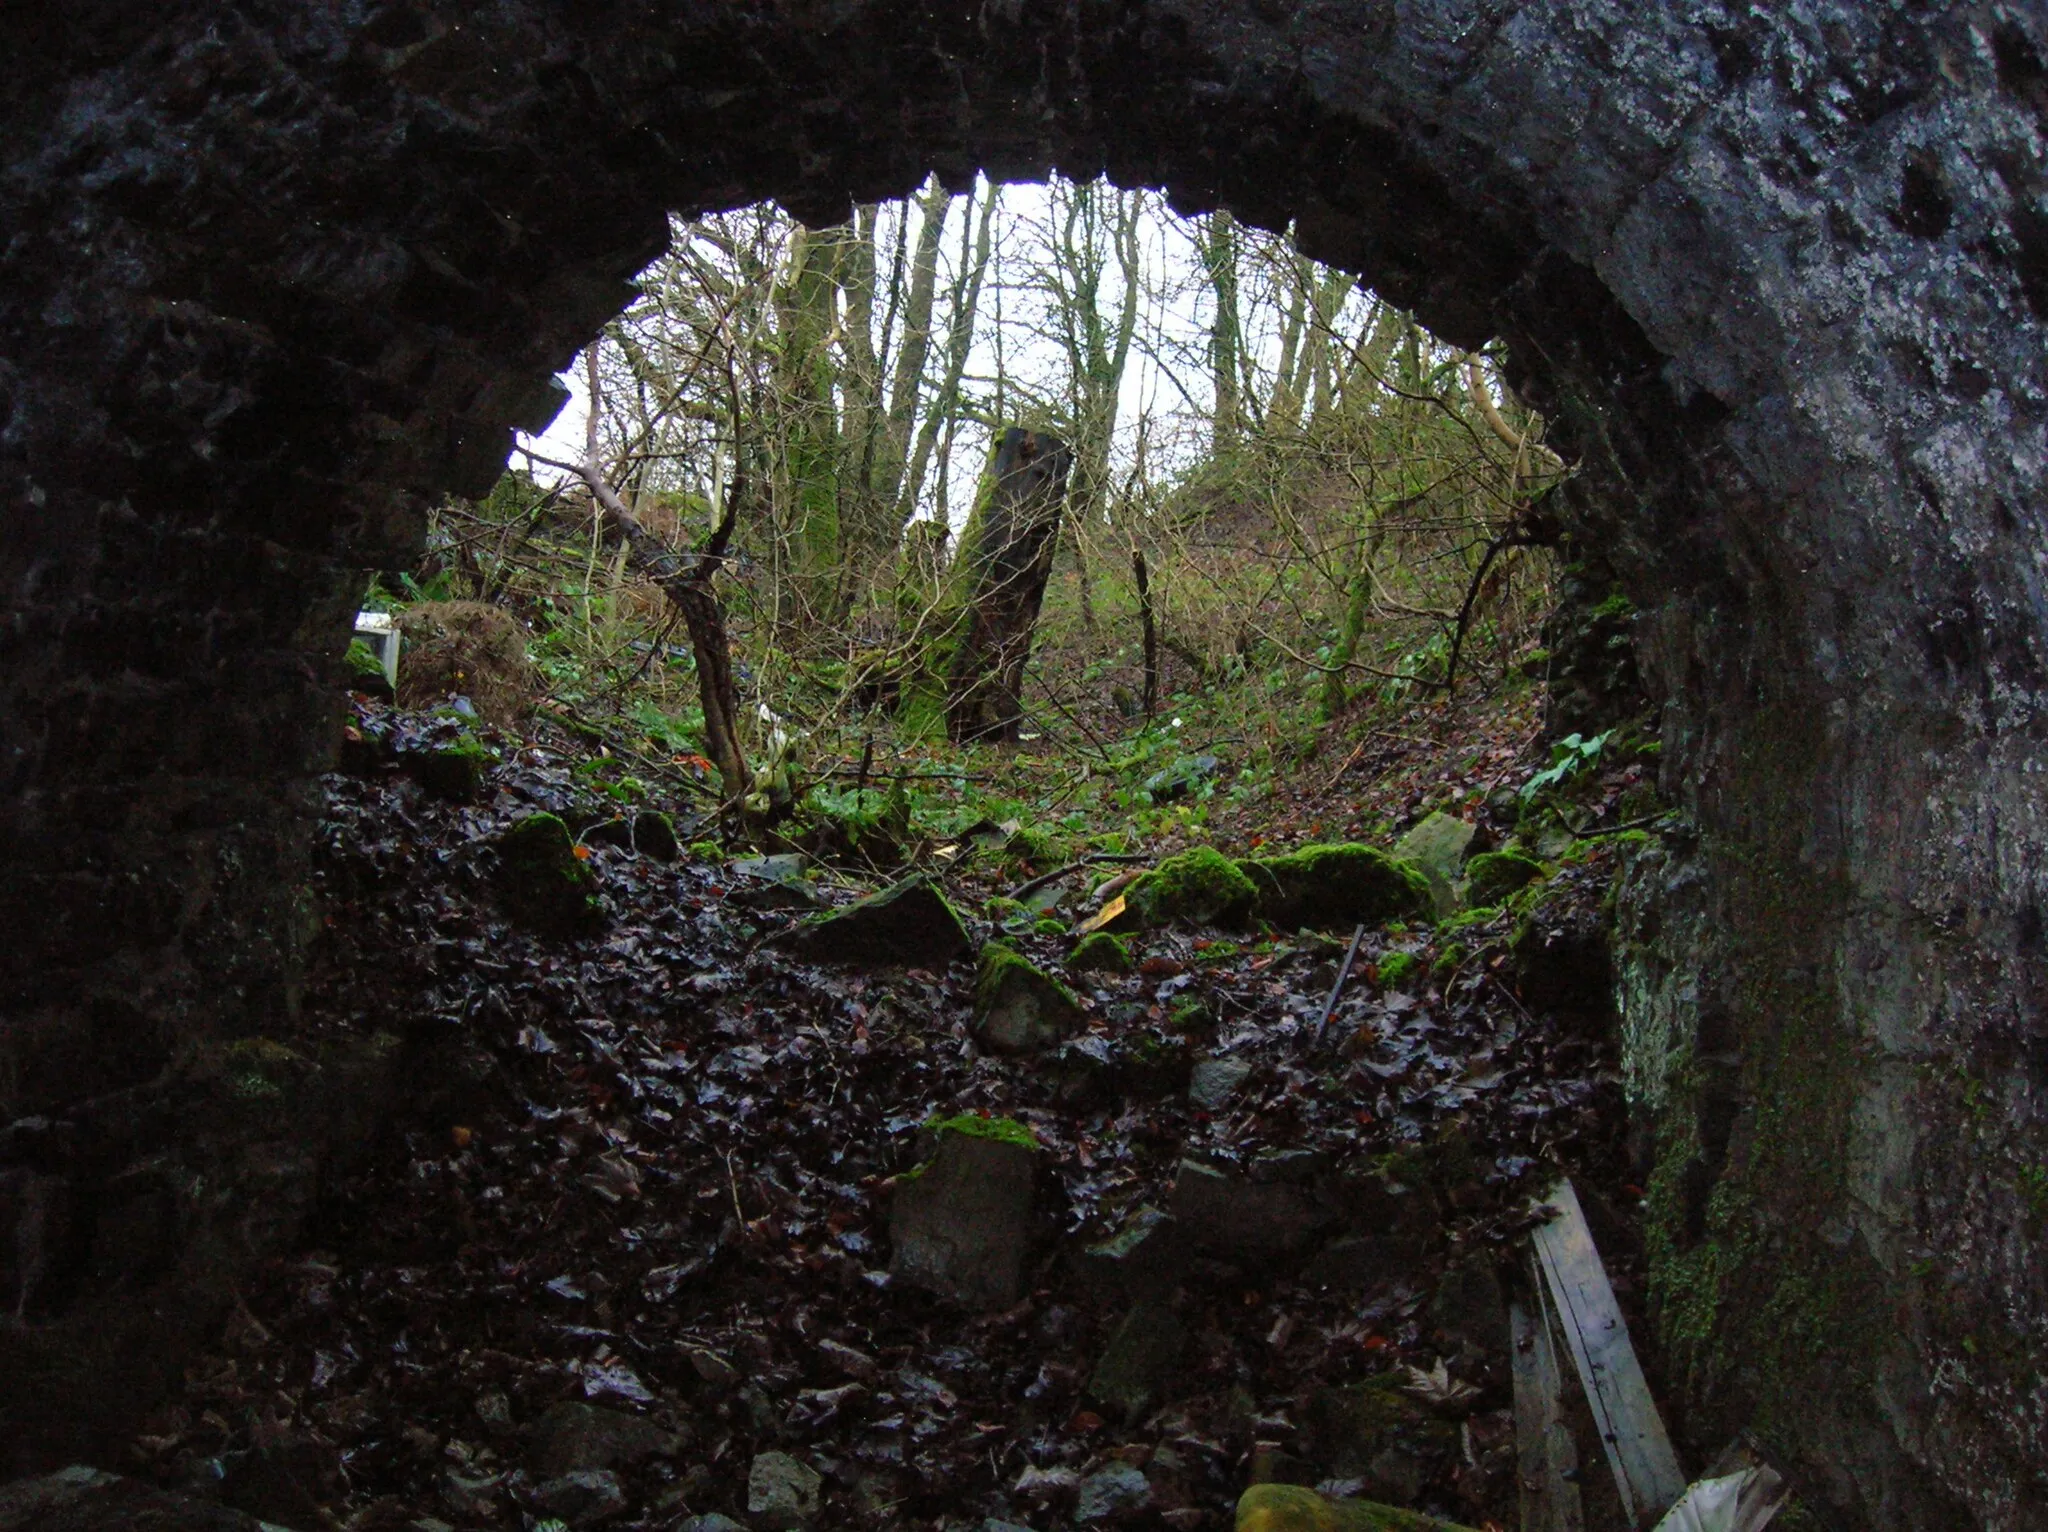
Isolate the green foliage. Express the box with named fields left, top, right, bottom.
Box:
left=1520, top=730, right=1612, bottom=802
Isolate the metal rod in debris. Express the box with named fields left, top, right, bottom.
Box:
left=1311, top=923, right=1369, bottom=1049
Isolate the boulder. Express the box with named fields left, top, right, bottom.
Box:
left=1086, top=1300, right=1188, bottom=1421
left=529, top=1401, right=679, bottom=1476
left=496, top=812, right=605, bottom=937
left=0, top=1467, right=266, bottom=1532
left=1236, top=844, right=1432, bottom=931
left=746, top=1452, right=822, bottom=1530
left=1390, top=815, right=1477, bottom=916
left=784, top=875, right=970, bottom=967
left=1427, top=1255, right=1508, bottom=1355
left=1170, top=1159, right=1326, bottom=1256
left=972, top=944, right=1084, bottom=1053
left=681, top=1518, right=747, bottom=1532
left=889, top=1119, right=1037, bottom=1308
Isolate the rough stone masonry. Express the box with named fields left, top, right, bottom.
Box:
left=4, top=4, right=2048, bottom=1525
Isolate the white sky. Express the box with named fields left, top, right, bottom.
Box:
left=512, top=176, right=1382, bottom=530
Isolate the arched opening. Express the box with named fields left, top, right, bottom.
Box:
left=4, top=6, right=2046, bottom=1525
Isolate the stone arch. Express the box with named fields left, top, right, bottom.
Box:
left=4, top=4, right=2047, bottom=1523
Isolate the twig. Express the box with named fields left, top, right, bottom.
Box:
left=1312, top=924, right=1369, bottom=1050
left=1557, top=809, right=1673, bottom=839
left=1005, top=852, right=1152, bottom=903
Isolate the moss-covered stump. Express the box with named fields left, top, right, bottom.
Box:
left=1236, top=1482, right=1473, bottom=1532
left=1388, top=813, right=1478, bottom=916
left=1462, top=849, right=1544, bottom=906
left=889, top=1116, right=1038, bottom=1308
left=973, top=943, right=1085, bottom=1053
left=784, top=875, right=971, bottom=968
left=1238, top=844, right=1432, bottom=932
left=495, top=812, right=605, bottom=937
left=1122, top=846, right=1258, bottom=929
left=1068, top=931, right=1133, bottom=974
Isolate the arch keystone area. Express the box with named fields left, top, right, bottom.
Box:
left=4, top=5, right=2048, bottom=1524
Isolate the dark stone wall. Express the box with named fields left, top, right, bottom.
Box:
left=4, top=2, right=2046, bottom=1522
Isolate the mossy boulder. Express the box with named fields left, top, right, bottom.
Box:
left=1123, top=846, right=1258, bottom=928
left=1307, top=1377, right=1461, bottom=1504
left=1463, top=849, right=1544, bottom=906
left=1068, top=931, right=1133, bottom=974
left=1237, top=843, right=1432, bottom=931
left=785, top=875, right=971, bottom=968
left=973, top=943, right=1085, bottom=1053
left=496, top=812, right=604, bottom=937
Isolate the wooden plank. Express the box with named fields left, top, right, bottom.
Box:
left=1531, top=1179, right=1688, bottom=1527
left=1510, top=1280, right=1585, bottom=1532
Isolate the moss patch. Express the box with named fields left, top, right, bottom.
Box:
left=927, top=1112, right=1041, bottom=1150
left=1375, top=951, right=1421, bottom=990
left=1238, top=843, right=1432, bottom=931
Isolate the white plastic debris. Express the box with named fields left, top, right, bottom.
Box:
left=1651, top=1465, right=1786, bottom=1532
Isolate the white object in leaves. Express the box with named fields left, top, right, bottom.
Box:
left=1650, top=1467, right=1786, bottom=1532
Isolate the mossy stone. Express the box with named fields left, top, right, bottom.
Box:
left=1237, top=843, right=1432, bottom=931
left=926, top=1112, right=1040, bottom=1150
left=1463, top=849, right=1544, bottom=906
left=1124, top=846, right=1258, bottom=929
left=407, top=734, right=495, bottom=802
left=632, top=810, right=680, bottom=861
left=787, top=875, right=971, bottom=967
left=973, top=943, right=1084, bottom=1053
left=1390, top=813, right=1477, bottom=915
left=496, top=812, right=605, bottom=937
left=1068, top=932, right=1133, bottom=974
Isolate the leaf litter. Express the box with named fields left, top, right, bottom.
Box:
left=132, top=694, right=1656, bottom=1532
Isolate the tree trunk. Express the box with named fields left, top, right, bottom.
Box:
left=943, top=427, right=1073, bottom=743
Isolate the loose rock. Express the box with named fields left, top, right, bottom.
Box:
left=1073, top=1462, right=1152, bottom=1524
left=972, top=944, right=1084, bottom=1053
left=1086, top=1299, right=1188, bottom=1421
left=530, top=1470, right=626, bottom=1527
left=1188, top=1056, right=1253, bottom=1110
left=1237, top=843, right=1433, bottom=931
left=529, top=1401, right=678, bottom=1476
left=1170, top=1158, right=1326, bottom=1255
left=784, top=875, right=970, bottom=967
left=1390, top=815, right=1477, bottom=916
left=889, top=1119, right=1037, bottom=1308
left=746, top=1452, right=822, bottom=1530
left=495, top=813, right=605, bottom=937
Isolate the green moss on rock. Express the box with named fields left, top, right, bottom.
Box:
left=1124, top=846, right=1258, bottom=928
left=1463, top=850, right=1545, bottom=906
left=496, top=812, right=605, bottom=937
left=786, top=875, right=971, bottom=967
left=407, top=733, right=496, bottom=802
left=927, top=1112, right=1041, bottom=1150
left=1376, top=951, right=1421, bottom=990
left=633, top=810, right=680, bottom=862
left=1068, top=931, right=1133, bottom=973
left=1238, top=843, right=1432, bottom=931
left=973, top=942, right=1084, bottom=1052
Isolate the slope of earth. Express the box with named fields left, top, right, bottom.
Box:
left=119, top=695, right=1660, bottom=1532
